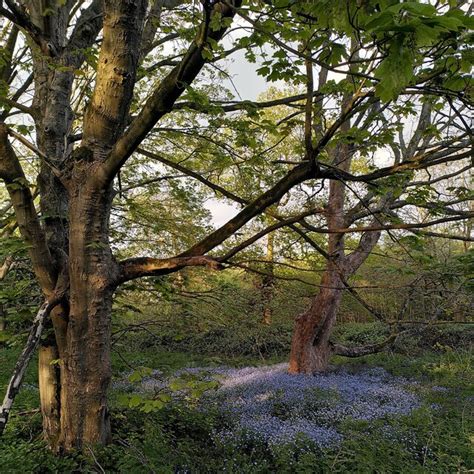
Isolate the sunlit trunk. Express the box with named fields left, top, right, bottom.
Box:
left=39, top=342, right=61, bottom=447
left=289, top=266, right=343, bottom=373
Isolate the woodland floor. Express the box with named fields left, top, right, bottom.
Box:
left=0, top=326, right=473, bottom=473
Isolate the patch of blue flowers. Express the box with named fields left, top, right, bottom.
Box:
left=116, top=363, right=429, bottom=448
left=204, top=364, right=420, bottom=447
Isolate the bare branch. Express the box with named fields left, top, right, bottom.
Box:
left=118, top=255, right=222, bottom=283
left=0, top=123, right=56, bottom=294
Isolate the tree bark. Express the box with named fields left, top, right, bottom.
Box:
left=56, top=180, right=118, bottom=451
left=289, top=265, right=344, bottom=373
left=261, top=231, right=275, bottom=325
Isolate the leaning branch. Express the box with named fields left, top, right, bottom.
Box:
left=136, top=147, right=330, bottom=259
left=180, top=161, right=317, bottom=257
left=0, top=298, right=60, bottom=435
left=0, top=124, right=57, bottom=293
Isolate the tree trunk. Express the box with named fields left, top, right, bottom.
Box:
left=32, top=53, right=73, bottom=449
left=38, top=343, right=61, bottom=447
left=262, top=231, right=275, bottom=325
left=288, top=84, right=351, bottom=374
left=59, top=289, right=113, bottom=450
left=288, top=266, right=343, bottom=373
left=57, top=182, right=118, bottom=451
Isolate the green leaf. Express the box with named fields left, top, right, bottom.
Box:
left=386, top=2, right=436, bottom=17
left=128, top=366, right=153, bottom=383
left=374, top=38, right=414, bottom=102
left=128, top=395, right=142, bottom=408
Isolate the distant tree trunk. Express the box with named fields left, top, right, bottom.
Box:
left=288, top=207, right=383, bottom=373
left=289, top=97, right=432, bottom=374
left=289, top=75, right=383, bottom=373
left=261, top=231, right=275, bottom=325
left=0, top=305, right=6, bottom=332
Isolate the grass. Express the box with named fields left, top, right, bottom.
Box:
left=0, top=324, right=472, bottom=473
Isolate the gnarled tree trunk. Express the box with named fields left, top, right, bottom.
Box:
left=289, top=264, right=343, bottom=373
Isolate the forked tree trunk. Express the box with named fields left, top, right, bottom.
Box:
left=0, top=0, right=240, bottom=452
left=289, top=266, right=343, bottom=373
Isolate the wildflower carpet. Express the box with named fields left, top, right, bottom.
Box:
left=1, top=340, right=472, bottom=472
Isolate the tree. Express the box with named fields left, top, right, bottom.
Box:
left=218, top=0, right=473, bottom=374
left=0, top=0, right=472, bottom=452
left=0, top=0, right=251, bottom=451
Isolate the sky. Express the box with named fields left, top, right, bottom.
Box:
left=203, top=49, right=270, bottom=227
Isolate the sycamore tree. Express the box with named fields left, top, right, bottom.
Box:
left=0, top=0, right=472, bottom=454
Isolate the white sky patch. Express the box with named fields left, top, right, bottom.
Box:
left=205, top=198, right=239, bottom=227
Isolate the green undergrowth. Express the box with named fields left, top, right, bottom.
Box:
left=0, top=324, right=472, bottom=473
left=115, top=315, right=474, bottom=360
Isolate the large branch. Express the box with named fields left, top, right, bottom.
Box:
left=180, top=161, right=318, bottom=257
left=81, top=0, right=147, bottom=151
left=65, top=0, right=103, bottom=69
left=118, top=255, right=222, bottom=283
left=0, top=124, right=56, bottom=294
left=118, top=208, right=326, bottom=282
left=117, top=161, right=320, bottom=281
left=98, top=0, right=242, bottom=185
left=344, top=226, right=381, bottom=276
left=136, top=147, right=330, bottom=259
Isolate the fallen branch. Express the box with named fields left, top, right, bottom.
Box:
left=331, top=333, right=399, bottom=358
left=0, top=298, right=59, bottom=435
